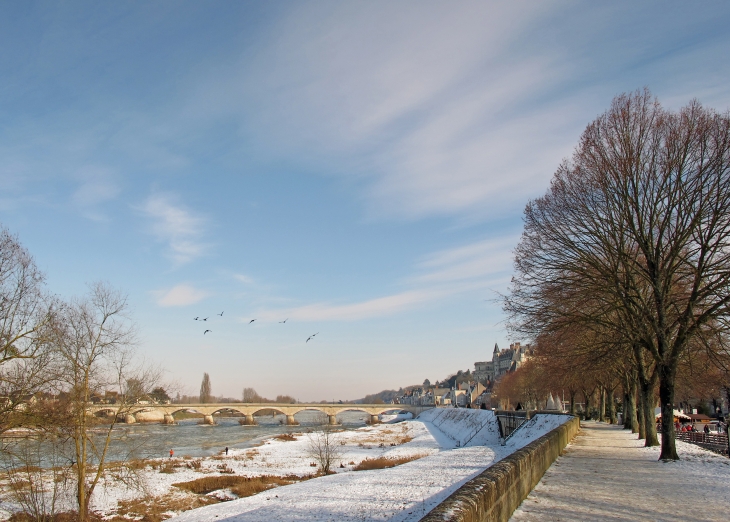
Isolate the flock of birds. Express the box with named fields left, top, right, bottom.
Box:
left=194, top=313, right=319, bottom=343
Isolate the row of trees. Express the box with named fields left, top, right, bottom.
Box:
left=187, top=378, right=299, bottom=404
left=504, top=89, right=730, bottom=460
left=1, top=226, right=160, bottom=520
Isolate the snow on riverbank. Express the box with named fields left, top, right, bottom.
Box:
left=0, top=411, right=572, bottom=520
left=169, top=412, right=571, bottom=521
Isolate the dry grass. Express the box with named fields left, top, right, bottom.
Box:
left=273, top=433, right=297, bottom=441
left=108, top=492, right=218, bottom=521
left=216, top=463, right=235, bottom=474
left=352, top=453, right=426, bottom=471
left=173, top=474, right=312, bottom=498
left=10, top=513, right=104, bottom=522
left=185, top=459, right=203, bottom=470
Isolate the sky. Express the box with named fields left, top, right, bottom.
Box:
left=2, top=1, right=730, bottom=401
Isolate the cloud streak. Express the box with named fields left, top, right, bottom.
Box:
left=142, top=194, right=208, bottom=265
left=154, top=284, right=209, bottom=307
left=255, top=234, right=516, bottom=322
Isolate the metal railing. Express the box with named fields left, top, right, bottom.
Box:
left=495, top=411, right=528, bottom=440
left=674, top=430, right=729, bottom=456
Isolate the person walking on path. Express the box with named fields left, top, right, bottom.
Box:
left=169, top=449, right=174, bottom=458
left=225, top=447, right=229, bottom=455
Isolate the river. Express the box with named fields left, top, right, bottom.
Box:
left=1, top=410, right=377, bottom=467
left=115, top=410, right=372, bottom=460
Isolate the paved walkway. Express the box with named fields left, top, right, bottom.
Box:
left=511, top=421, right=730, bottom=522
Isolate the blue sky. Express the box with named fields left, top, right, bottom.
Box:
left=2, top=1, right=730, bottom=401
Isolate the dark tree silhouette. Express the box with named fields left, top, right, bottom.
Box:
left=506, top=90, right=730, bottom=460
left=199, top=372, right=212, bottom=404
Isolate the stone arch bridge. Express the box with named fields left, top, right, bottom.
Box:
left=88, top=403, right=432, bottom=426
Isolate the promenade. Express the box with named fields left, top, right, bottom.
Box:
left=511, top=421, right=730, bottom=522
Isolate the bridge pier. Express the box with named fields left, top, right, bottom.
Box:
left=285, top=414, right=299, bottom=426
left=203, top=414, right=215, bottom=425
left=239, top=414, right=257, bottom=426
left=328, top=414, right=338, bottom=425
left=125, top=414, right=136, bottom=424
left=163, top=414, right=175, bottom=425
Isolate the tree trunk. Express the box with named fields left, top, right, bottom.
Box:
left=636, top=384, right=646, bottom=439
left=640, top=375, right=659, bottom=446
left=608, top=387, right=616, bottom=424
left=599, top=386, right=606, bottom=422
left=633, top=345, right=658, bottom=446
left=582, top=389, right=591, bottom=420
left=623, top=375, right=638, bottom=431
left=658, top=363, right=679, bottom=460
left=569, top=389, right=576, bottom=415
left=725, top=387, right=730, bottom=458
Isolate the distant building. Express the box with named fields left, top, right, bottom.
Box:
left=474, top=343, right=532, bottom=383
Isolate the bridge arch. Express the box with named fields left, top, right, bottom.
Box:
left=93, top=408, right=116, bottom=417
left=250, top=407, right=289, bottom=417
left=289, top=407, right=327, bottom=417
left=209, top=407, right=246, bottom=416
left=164, top=407, right=207, bottom=417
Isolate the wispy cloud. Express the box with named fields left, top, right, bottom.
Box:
left=255, top=234, right=517, bottom=322
left=182, top=2, right=579, bottom=221
left=70, top=165, right=120, bottom=221
left=154, top=284, right=208, bottom=307
left=234, top=273, right=254, bottom=285
left=141, top=194, right=208, bottom=265
left=413, top=235, right=517, bottom=284
left=256, top=289, right=440, bottom=322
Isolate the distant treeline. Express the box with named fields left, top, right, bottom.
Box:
left=174, top=389, right=297, bottom=404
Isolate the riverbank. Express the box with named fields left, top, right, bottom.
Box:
left=0, top=411, right=573, bottom=521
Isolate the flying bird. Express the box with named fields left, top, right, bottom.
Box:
left=306, top=332, right=319, bottom=343
left=279, top=318, right=288, bottom=323
left=202, top=317, right=209, bottom=321
left=194, top=317, right=199, bottom=321
left=218, top=311, right=224, bottom=316
left=204, top=330, right=212, bottom=335
left=248, top=319, right=256, bottom=324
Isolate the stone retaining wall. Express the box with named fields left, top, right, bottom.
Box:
left=421, top=415, right=580, bottom=522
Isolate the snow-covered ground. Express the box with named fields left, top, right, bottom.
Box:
left=168, top=412, right=571, bottom=521
left=511, top=421, right=730, bottom=522
left=0, top=411, right=572, bottom=521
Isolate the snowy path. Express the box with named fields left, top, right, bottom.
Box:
left=511, top=421, right=730, bottom=522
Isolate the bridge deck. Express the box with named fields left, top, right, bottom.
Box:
left=510, top=421, right=730, bottom=521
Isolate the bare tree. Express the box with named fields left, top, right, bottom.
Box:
left=506, top=90, right=730, bottom=460
left=0, top=226, right=56, bottom=431
left=306, top=426, right=342, bottom=474
left=1, top=434, right=71, bottom=521
left=51, top=282, right=159, bottom=521
left=199, top=372, right=212, bottom=403
left=242, top=387, right=261, bottom=403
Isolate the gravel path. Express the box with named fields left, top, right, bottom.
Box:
left=511, top=421, right=730, bottom=522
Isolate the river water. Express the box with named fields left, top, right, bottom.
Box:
left=1, top=410, right=413, bottom=467
left=115, top=410, right=371, bottom=461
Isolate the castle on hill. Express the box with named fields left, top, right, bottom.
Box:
left=474, top=342, right=532, bottom=383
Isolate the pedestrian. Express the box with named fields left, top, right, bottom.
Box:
left=225, top=447, right=229, bottom=456
left=169, top=449, right=174, bottom=458
left=704, top=424, right=710, bottom=434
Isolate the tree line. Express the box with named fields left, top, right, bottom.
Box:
left=503, top=89, right=730, bottom=460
